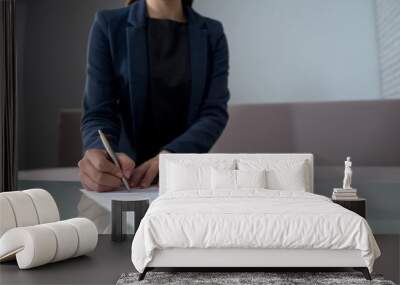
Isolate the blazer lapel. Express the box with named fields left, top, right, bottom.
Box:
left=188, top=25, right=207, bottom=124
left=126, top=0, right=148, bottom=135
left=186, top=7, right=208, bottom=125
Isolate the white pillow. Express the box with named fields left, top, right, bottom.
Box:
left=165, top=159, right=235, bottom=193
left=212, top=169, right=236, bottom=190
left=167, top=162, right=212, bottom=191
left=238, top=159, right=308, bottom=191
left=211, top=169, right=268, bottom=190
left=165, top=158, right=235, bottom=170
left=237, top=169, right=267, bottom=189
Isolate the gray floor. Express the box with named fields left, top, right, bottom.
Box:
left=1, top=235, right=399, bottom=285
left=0, top=235, right=134, bottom=285
left=374, top=235, right=400, bottom=284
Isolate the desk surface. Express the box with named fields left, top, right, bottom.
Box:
left=0, top=235, right=133, bottom=285
left=16, top=180, right=158, bottom=235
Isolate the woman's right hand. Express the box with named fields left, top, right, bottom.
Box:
left=78, top=149, right=135, bottom=192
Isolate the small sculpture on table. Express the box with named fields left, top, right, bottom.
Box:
left=343, top=156, right=352, bottom=189
left=332, top=156, right=358, bottom=200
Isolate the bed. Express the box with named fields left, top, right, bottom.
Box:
left=131, top=154, right=380, bottom=281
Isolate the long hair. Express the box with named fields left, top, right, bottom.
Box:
left=126, top=0, right=193, bottom=7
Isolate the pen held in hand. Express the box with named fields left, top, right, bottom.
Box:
left=98, top=129, right=131, bottom=192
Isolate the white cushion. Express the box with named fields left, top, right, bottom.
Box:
left=23, top=189, right=60, bottom=224
left=165, top=157, right=236, bottom=170
left=1, top=192, right=39, bottom=227
left=42, top=221, right=79, bottom=262
left=238, top=159, right=307, bottom=191
left=160, top=154, right=314, bottom=193
left=0, top=189, right=60, bottom=238
left=237, top=169, right=267, bottom=189
left=212, top=169, right=236, bottom=190
left=0, top=226, right=57, bottom=268
left=0, top=218, right=97, bottom=269
left=164, top=158, right=235, bottom=193
left=0, top=196, right=17, bottom=237
left=0, top=189, right=97, bottom=269
left=167, top=162, right=211, bottom=191
left=211, top=169, right=268, bottom=191
left=64, top=218, right=98, bottom=257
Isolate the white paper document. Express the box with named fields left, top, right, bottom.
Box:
left=80, top=186, right=159, bottom=211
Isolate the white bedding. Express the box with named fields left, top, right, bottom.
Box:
left=131, top=190, right=380, bottom=273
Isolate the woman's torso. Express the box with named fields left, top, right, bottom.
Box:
left=137, top=18, right=191, bottom=162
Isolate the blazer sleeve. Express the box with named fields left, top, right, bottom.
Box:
left=81, top=12, right=121, bottom=152
left=163, top=25, right=230, bottom=153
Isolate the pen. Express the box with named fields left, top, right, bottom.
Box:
left=98, top=129, right=131, bottom=192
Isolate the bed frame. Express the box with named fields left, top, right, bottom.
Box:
left=140, top=248, right=371, bottom=280
left=139, top=154, right=371, bottom=281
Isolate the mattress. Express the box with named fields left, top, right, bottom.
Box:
left=131, top=190, right=380, bottom=273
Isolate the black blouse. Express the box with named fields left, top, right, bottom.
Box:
left=137, top=18, right=191, bottom=163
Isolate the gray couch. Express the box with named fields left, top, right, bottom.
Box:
left=212, top=100, right=400, bottom=166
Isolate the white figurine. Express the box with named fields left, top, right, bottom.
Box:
left=342, top=156, right=352, bottom=189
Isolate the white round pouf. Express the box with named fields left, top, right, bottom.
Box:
left=0, top=189, right=98, bottom=269
left=0, top=196, right=17, bottom=237
left=0, top=226, right=57, bottom=269
left=0, top=192, right=39, bottom=227
left=0, top=218, right=98, bottom=269
left=65, top=218, right=98, bottom=257
left=42, top=221, right=79, bottom=262
left=0, top=189, right=60, bottom=237
left=23, top=189, right=59, bottom=224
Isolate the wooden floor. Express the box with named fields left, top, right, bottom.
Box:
left=0, top=235, right=398, bottom=285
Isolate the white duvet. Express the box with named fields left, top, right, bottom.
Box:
left=131, top=190, right=380, bottom=273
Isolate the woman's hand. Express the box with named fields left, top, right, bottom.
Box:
left=130, top=151, right=169, bottom=188
left=78, top=149, right=135, bottom=192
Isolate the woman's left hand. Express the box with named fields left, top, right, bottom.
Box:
left=130, top=151, right=169, bottom=188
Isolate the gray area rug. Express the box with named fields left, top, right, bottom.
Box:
left=117, top=272, right=396, bottom=285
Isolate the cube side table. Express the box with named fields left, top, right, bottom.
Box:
left=332, top=198, right=366, bottom=218
left=112, top=199, right=150, bottom=242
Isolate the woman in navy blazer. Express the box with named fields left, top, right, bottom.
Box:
left=79, top=0, right=230, bottom=192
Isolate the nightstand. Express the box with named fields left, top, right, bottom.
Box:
left=112, top=199, right=150, bottom=242
left=332, top=198, right=366, bottom=218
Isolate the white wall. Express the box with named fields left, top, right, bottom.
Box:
left=375, top=0, right=400, bottom=99
left=194, top=0, right=381, bottom=104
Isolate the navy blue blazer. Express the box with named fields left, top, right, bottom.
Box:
left=81, top=0, right=230, bottom=162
